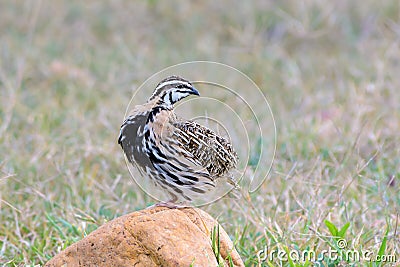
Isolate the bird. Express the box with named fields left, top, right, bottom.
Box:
left=118, top=75, right=238, bottom=207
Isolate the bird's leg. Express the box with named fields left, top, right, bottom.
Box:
left=146, top=194, right=190, bottom=209
left=154, top=201, right=181, bottom=209
left=146, top=201, right=190, bottom=209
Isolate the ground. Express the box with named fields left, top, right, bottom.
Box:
left=0, top=1, right=399, bottom=266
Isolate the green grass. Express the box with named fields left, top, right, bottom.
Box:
left=1, top=1, right=399, bottom=266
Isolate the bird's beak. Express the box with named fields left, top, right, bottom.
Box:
left=191, top=87, right=200, bottom=96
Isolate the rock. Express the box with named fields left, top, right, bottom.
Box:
left=45, top=206, right=244, bottom=267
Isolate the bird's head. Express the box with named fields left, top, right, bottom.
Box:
left=148, top=75, right=199, bottom=107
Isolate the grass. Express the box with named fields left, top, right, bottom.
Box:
left=0, top=0, right=399, bottom=266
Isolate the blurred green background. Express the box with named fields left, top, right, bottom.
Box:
left=0, top=1, right=399, bottom=266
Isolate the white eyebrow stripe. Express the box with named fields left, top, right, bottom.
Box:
left=155, top=80, right=191, bottom=91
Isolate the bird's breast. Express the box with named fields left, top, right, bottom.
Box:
left=147, top=109, right=175, bottom=142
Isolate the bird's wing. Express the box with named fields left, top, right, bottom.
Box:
left=171, top=119, right=238, bottom=178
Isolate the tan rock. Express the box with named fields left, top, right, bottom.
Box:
left=45, top=206, right=244, bottom=267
